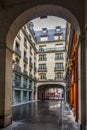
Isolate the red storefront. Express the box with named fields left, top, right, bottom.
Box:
left=69, top=33, right=78, bottom=120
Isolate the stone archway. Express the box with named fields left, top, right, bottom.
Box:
left=37, top=83, right=65, bottom=100
left=0, top=1, right=85, bottom=128
left=6, top=4, right=81, bottom=48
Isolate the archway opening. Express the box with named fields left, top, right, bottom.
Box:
left=9, top=4, right=80, bottom=122
left=38, top=84, right=64, bottom=100
left=0, top=3, right=81, bottom=128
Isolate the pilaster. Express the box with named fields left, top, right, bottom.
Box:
left=0, top=44, right=13, bottom=128
left=78, top=33, right=86, bottom=130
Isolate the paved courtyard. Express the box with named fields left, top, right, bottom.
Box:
left=1, top=101, right=80, bottom=130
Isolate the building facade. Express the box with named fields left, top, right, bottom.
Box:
left=12, top=21, right=66, bottom=104
left=34, top=25, right=66, bottom=100
left=12, top=24, right=37, bottom=104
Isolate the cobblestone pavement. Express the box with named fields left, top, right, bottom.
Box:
left=0, top=100, right=80, bottom=130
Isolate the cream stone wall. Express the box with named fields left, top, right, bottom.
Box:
left=36, top=41, right=66, bottom=80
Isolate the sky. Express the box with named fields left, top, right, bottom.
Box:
left=30, top=16, right=66, bottom=31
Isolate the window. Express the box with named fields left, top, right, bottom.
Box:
left=14, top=74, right=21, bottom=87
left=42, top=28, right=48, bottom=33
left=24, top=51, right=27, bottom=57
left=29, top=80, right=32, bottom=89
left=34, top=53, right=36, bottom=60
left=30, top=46, right=32, bottom=54
left=24, top=37, right=27, bottom=48
left=60, top=35, right=62, bottom=40
left=55, top=53, right=63, bottom=60
left=39, top=64, right=46, bottom=70
left=39, top=54, right=46, bottom=61
left=40, top=36, right=48, bottom=42
left=23, top=78, right=27, bottom=88
left=55, top=63, right=64, bottom=70
left=15, top=57, right=20, bottom=65
left=24, top=37, right=27, bottom=43
left=55, top=73, right=63, bottom=79
left=55, top=26, right=61, bottom=32
left=55, top=44, right=64, bottom=50
left=15, top=74, right=21, bottom=82
left=39, top=45, right=46, bottom=52
left=54, top=35, right=60, bottom=40
left=15, top=41, right=19, bottom=49
left=39, top=73, right=46, bottom=79
left=24, top=64, right=27, bottom=71
left=30, top=57, right=32, bottom=64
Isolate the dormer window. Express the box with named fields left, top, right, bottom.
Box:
left=40, top=36, right=48, bottom=42
left=42, top=28, right=48, bottom=33
left=54, top=35, right=60, bottom=40
left=55, top=26, right=61, bottom=32
left=60, top=35, right=62, bottom=40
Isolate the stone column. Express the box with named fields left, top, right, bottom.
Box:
left=12, top=90, right=15, bottom=104
left=85, top=28, right=87, bottom=130
left=20, top=76, right=23, bottom=102
left=0, top=44, right=12, bottom=128
left=78, top=34, right=86, bottom=130
left=35, top=88, right=38, bottom=100
left=63, top=88, right=66, bottom=103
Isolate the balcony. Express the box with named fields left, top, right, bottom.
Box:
left=38, top=58, right=47, bottom=61
left=14, top=64, right=21, bottom=73
left=23, top=56, right=28, bottom=63
left=23, top=70, right=28, bottom=75
left=54, top=67, right=64, bottom=71
left=30, top=51, right=32, bottom=55
left=15, top=47, right=21, bottom=57
left=55, top=57, right=64, bottom=60
left=38, top=68, right=47, bottom=72
left=37, top=47, right=65, bottom=53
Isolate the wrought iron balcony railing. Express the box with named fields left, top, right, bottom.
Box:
left=37, top=47, right=65, bottom=53
left=38, top=58, right=47, bottom=61
left=54, top=67, right=64, bottom=71
left=55, top=57, right=64, bottom=60
left=38, top=68, right=47, bottom=72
